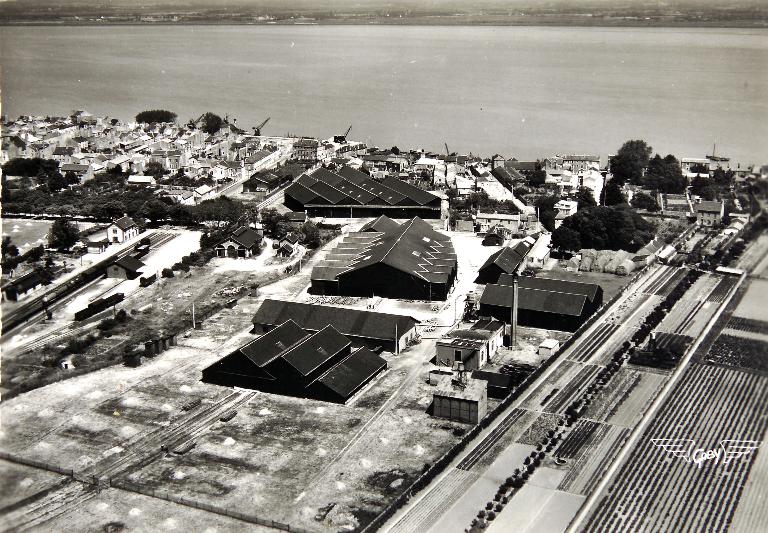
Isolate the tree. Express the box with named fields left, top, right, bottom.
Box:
left=135, top=110, right=177, bottom=124
left=691, top=175, right=717, bottom=201
left=390, top=146, right=400, bottom=155
left=535, top=195, right=559, bottom=232
left=528, top=169, right=547, bottom=187
left=610, top=140, right=652, bottom=185
left=200, top=112, right=224, bottom=135
left=48, top=219, right=80, bottom=250
left=631, top=192, right=660, bottom=212
left=144, top=161, right=165, bottom=179
left=301, top=221, right=321, bottom=249
left=604, top=182, right=627, bottom=206
left=712, top=168, right=734, bottom=188
left=552, top=226, right=581, bottom=252
left=2, top=236, right=19, bottom=259
left=643, top=154, right=686, bottom=193
left=555, top=205, right=655, bottom=252
left=575, top=187, right=597, bottom=209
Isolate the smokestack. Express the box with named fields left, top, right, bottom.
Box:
left=510, top=272, right=519, bottom=347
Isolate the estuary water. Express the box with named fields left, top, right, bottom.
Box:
left=1, top=24, right=766, bottom=163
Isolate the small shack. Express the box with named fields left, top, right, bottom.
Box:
left=538, top=338, right=561, bottom=357
left=107, top=256, right=145, bottom=280
left=432, top=372, right=488, bottom=424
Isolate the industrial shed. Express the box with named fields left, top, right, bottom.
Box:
left=478, top=276, right=603, bottom=332
left=202, top=319, right=387, bottom=404
left=310, top=217, right=457, bottom=301
left=107, top=256, right=145, bottom=280
left=252, top=298, right=419, bottom=353
left=475, top=238, right=535, bottom=284
left=283, top=166, right=442, bottom=218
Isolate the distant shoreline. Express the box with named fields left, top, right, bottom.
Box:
left=1, top=18, right=766, bottom=29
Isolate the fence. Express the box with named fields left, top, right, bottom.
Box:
left=111, top=478, right=312, bottom=533
left=0, top=450, right=311, bottom=533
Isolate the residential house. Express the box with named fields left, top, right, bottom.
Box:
left=695, top=200, right=724, bottom=227
left=106, top=216, right=140, bottom=244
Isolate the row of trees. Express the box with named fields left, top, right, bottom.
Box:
left=134, top=109, right=226, bottom=135
left=552, top=204, right=656, bottom=253
left=610, top=140, right=688, bottom=194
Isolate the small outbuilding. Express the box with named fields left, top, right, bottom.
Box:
left=215, top=226, right=262, bottom=258
left=107, top=256, right=145, bottom=280
left=432, top=373, right=488, bottom=424
left=538, top=338, right=561, bottom=357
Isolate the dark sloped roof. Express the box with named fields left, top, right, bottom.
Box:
left=471, top=318, right=505, bottom=332
left=285, top=182, right=320, bottom=205
left=281, top=325, right=351, bottom=376
left=360, top=215, right=401, bottom=233
left=253, top=299, right=418, bottom=342
left=339, top=217, right=456, bottom=284
left=112, top=216, right=136, bottom=230
left=4, top=270, right=46, bottom=292
left=225, top=226, right=262, bottom=248
left=237, top=319, right=309, bottom=367
left=479, top=283, right=588, bottom=317
left=313, top=347, right=387, bottom=399
left=113, top=255, right=145, bottom=273
left=472, top=370, right=515, bottom=389
left=497, top=274, right=601, bottom=303
left=479, top=241, right=533, bottom=276
left=380, top=176, right=439, bottom=206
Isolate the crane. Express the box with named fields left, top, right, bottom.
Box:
left=344, top=124, right=352, bottom=138
left=253, top=117, right=270, bottom=136
left=445, top=142, right=450, bottom=156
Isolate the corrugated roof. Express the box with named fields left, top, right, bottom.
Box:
left=478, top=241, right=533, bottom=276
left=253, top=299, right=418, bottom=342
left=281, top=325, right=350, bottom=377
left=237, top=319, right=309, bottom=367
left=360, top=215, right=401, bottom=233
left=497, top=274, right=601, bottom=303
left=224, top=226, right=262, bottom=248
left=313, top=347, right=387, bottom=399
left=479, top=283, right=588, bottom=317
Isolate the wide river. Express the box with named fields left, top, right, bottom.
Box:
left=1, top=25, right=766, bottom=163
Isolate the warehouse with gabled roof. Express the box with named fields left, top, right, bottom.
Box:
left=475, top=238, right=535, bottom=284
left=478, top=276, right=603, bottom=332
left=309, top=217, right=457, bottom=301
left=202, top=319, right=387, bottom=403
left=284, top=165, right=442, bottom=218
left=252, top=299, right=419, bottom=353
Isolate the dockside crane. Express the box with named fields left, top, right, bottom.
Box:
left=334, top=124, right=353, bottom=143
left=253, top=117, right=270, bottom=136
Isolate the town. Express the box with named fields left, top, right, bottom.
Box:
left=1, top=109, right=767, bottom=533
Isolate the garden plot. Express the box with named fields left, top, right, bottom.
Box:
left=520, top=361, right=581, bottom=411
left=556, top=424, right=630, bottom=497
left=704, top=334, right=768, bottom=373
left=733, top=279, right=768, bottom=321
left=601, top=370, right=667, bottom=429
left=0, top=460, right=69, bottom=509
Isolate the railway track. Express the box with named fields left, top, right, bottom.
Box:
left=0, top=389, right=257, bottom=531
left=2, top=231, right=177, bottom=337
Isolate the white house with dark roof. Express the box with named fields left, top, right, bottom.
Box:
left=106, top=216, right=139, bottom=243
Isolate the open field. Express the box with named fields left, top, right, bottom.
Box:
left=583, top=363, right=768, bottom=531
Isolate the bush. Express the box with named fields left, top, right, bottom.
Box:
left=161, top=268, right=174, bottom=278
left=98, top=318, right=117, bottom=332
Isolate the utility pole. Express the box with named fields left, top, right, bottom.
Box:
left=192, top=300, right=196, bottom=329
